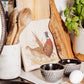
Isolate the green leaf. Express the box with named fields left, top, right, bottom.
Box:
left=80, top=15, right=83, bottom=20
left=64, top=4, right=70, bottom=16
left=77, top=4, right=82, bottom=15
left=76, top=0, right=80, bottom=4
left=71, top=7, right=76, bottom=11
left=80, top=0, right=84, bottom=4
left=81, top=6, right=84, bottom=19
left=72, top=16, right=79, bottom=22
left=66, top=16, right=72, bottom=22
left=67, top=23, right=73, bottom=32
left=65, top=21, right=68, bottom=26
left=75, top=29, right=79, bottom=36
left=64, top=9, right=69, bottom=16
left=71, top=22, right=79, bottom=30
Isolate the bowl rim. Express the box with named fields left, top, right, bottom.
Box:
left=40, top=63, right=64, bottom=71
left=58, top=59, right=81, bottom=65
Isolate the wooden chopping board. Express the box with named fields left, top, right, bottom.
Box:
left=16, top=0, right=50, bottom=20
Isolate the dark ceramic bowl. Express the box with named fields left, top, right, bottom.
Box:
left=59, top=59, right=81, bottom=76
left=40, top=63, right=64, bottom=82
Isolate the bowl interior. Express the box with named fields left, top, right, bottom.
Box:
left=40, top=63, right=64, bottom=71
left=59, top=59, right=81, bottom=65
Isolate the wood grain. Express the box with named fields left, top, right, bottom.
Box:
left=13, top=8, right=32, bottom=44
left=8, top=0, right=14, bottom=16
left=16, top=0, right=50, bottom=20
left=49, top=0, right=74, bottom=59
left=6, top=8, right=18, bottom=45
left=0, top=1, right=7, bottom=53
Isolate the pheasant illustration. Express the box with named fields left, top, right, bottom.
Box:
left=43, top=32, right=53, bottom=57
left=26, top=32, right=53, bottom=57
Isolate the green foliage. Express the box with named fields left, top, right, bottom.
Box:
left=81, top=6, right=84, bottom=19
left=80, top=0, right=84, bottom=4
left=66, top=16, right=72, bottom=22
left=64, top=4, right=70, bottom=16
left=72, top=16, right=79, bottom=21
left=76, top=0, right=80, bottom=4
left=64, top=0, right=84, bottom=36
left=77, top=4, right=82, bottom=15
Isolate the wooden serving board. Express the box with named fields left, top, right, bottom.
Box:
left=8, top=0, right=14, bottom=16
left=0, top=1, right=6, bottom=54
left=16, top=0, right=50, bottom=20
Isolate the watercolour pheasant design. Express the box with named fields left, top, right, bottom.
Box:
left=26, top=32, right=53, bottom=57
left=43, top=32, right=53, bottom=57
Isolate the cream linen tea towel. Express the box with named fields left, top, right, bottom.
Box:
left=20, top=19, right=59, bottom=71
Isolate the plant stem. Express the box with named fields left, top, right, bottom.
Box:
left=79, top=20, right=83, bottom=28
